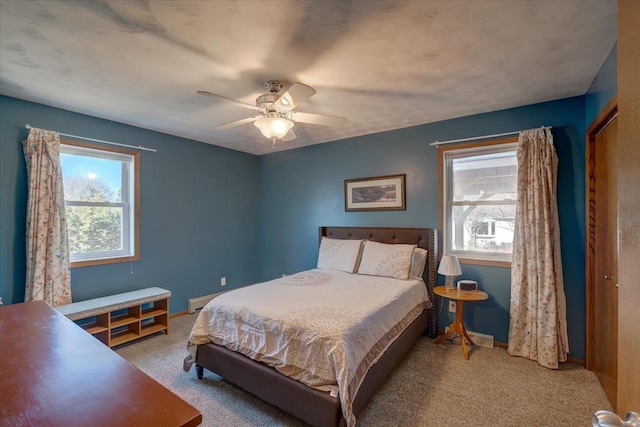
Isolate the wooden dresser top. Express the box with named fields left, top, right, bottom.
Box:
left=0, top=301, right=201, bottom=427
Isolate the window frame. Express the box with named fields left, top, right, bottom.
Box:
left=60, top=139, right=140, bottom=268
left=477, top=219, right=496, bottom=238
left=438, top=136, right=518, bottom=268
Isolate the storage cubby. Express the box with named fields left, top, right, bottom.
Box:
left=56, top=288, right=171, bottom=348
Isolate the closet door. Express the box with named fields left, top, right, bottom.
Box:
left=592, top=116, right=618, bottom=409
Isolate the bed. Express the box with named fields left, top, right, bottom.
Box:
left=185, top=226, right=438, bottom=426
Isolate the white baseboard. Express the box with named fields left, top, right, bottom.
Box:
left=444, top=327, right=494, bottom=348
left=187, top=291, right=225, bottom=313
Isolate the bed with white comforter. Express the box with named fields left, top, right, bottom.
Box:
left=184, top=268, right=430, bottom=426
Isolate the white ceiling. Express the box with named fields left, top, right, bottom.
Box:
left=0, top=0, right=616, bottom=155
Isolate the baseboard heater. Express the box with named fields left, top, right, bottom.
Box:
left=187, top=291, right=226, bottom=314
left=444, top=327, right=494, bottom=348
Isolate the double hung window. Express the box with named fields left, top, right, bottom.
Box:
left=60, top=140, right=139, bottom=267
left=439, top=138, right=518, bottom=266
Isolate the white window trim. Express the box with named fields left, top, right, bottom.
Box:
left=477, top=219, right=496, bottom=238
left=60, top=140, right=139, bottom=267
left=440, top=140, right=518, bottom=266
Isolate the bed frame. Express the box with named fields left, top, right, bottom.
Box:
left=194, top=226, right=438, bottom=427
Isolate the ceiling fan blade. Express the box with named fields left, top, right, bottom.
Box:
left=281, top=129, right=297, bottom=142
left=215, top=116, right=260, bottom=130
left=197, top=90, right=259, bottom=111
left=292, top=111, right=347, bottom=128
left=275, top=83, right=316, bottom=110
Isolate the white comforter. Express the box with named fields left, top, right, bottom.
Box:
left=184, top=269, right=430, bottom=426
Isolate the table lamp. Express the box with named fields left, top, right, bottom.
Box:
left=438, top=254, right=462, bottom=290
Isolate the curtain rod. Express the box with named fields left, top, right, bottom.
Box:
left=429, top=126, right=550, bottom=146
left=25, top=124, right=157, bottom=153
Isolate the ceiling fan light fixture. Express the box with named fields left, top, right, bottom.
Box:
left=253, top=115, right=294, bottom=140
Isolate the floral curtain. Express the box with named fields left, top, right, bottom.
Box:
left=22, top=128, right=72, bottom=306
left=508, top=127, right=569, bottom=369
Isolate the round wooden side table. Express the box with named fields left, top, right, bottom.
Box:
left=433, top=285, right=489, bottom=360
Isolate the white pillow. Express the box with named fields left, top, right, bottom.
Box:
left=317, top=237, right=364, bottom=273
left=410, top=248, right=428, bottom=279
left=357, top=241, right=416, bottom=280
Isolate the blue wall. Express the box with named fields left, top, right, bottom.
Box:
left=1, top=92, right=597, bottom=360
left=0, top=95, right=258, bottom=312
left=257, top=96, right=587, bottom=360
left=585, top=42, right=617, bottom=127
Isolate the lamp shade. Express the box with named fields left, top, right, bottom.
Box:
left=438, top=254, right=462, bottom=276
left=253, top=115, right=294, bottom=139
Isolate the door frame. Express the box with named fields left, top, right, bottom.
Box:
left=585, top=95, right=617, bottom=371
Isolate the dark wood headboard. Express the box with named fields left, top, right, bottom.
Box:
left=319, top=226, right=438, bottom=339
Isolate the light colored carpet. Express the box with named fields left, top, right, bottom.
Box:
left=116, top=314, right=611, bottom=427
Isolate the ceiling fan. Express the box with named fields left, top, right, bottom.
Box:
left=197, top=80, right=347, bottom=150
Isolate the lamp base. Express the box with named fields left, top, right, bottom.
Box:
left=445, top=276, right=456, bottom=290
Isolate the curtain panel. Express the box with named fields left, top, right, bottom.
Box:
left=22, top=128, right=72, bottom=306
left=508, top=127, right=569, bottom=369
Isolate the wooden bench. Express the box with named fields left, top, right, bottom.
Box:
left=55, top=287, right=171, bottom=347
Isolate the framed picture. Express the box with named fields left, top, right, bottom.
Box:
left=344, top=174, right=406, bottom=211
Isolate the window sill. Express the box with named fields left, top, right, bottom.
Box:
left=71, top=255, right=139, bottom=269
left=458, top=257, right=511, bottom=268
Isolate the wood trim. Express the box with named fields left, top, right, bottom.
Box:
left=61, top=138, right=141, bottom=269
left=437, top=136, right=519, bottom=263
left=458, top=258, right=511, bottom=268
left=71, top=255, right=139, bottom=269
left=169, top=310, right=189, bottom=319
left=616, top=3, right=640, bottom=413
left=61, top=138, right=137, bottom=155
left=133, top=146, right=141, bottom=265
left=494, top=340, right=508, bottom=349
left=586, top=95, right=618, bottom=137
left=567, top=357, right=586, bottom=367
left=584, top=96, right=617, bottom=371
left=437, top=136, right=519, bottom=154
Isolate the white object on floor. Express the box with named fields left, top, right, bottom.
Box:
left=593, top=411, right=639, bottom=427
left=444, top=327, right=494, bottom=348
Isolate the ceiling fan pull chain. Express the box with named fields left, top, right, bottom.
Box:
left=272, top=137, right=277, bottom=151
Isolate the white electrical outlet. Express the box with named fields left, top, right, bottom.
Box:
left=221, top=277, right=226, bottom=286
left=448, top=301, right=456, bottom=313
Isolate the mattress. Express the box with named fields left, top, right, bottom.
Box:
left=184, top=269, right=430, bottom=426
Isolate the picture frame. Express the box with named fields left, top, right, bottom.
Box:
left=344, top=174, right=406, bottom=211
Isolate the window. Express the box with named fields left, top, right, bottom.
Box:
left=60, top=140, right=139, bottom=267
left=477, top=219, right=496, bottom=238
left=439, top=137, right=518, bottom=266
